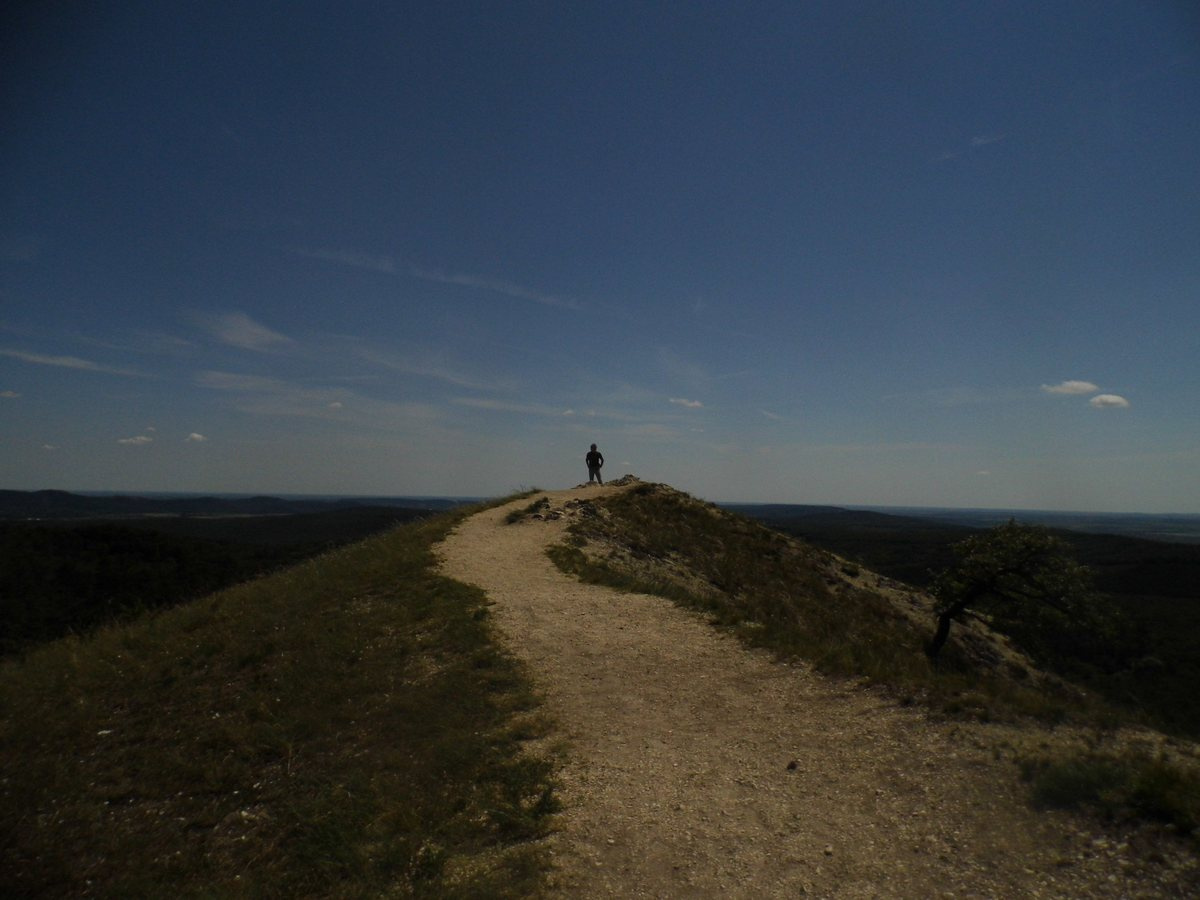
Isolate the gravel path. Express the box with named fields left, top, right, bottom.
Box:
left=437, top=485, right=1192, bottom=897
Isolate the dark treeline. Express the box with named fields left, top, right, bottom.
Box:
left=738, top=506, right=1200, bottom=738
left=0, top=489, right=464, bottom=520
left=0, top=507, right=432, bottom=655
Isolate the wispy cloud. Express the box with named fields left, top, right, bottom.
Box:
left=452, top=397, right=567, bottom=417
left=934, top=131, right=1009, bottom=163
left=196, top=370, right=349, bottom=417
left=410, top=267, right=581, bottom=310
left=1, top=390, right=19, bottom=399
left=197, top=371, right=291, bottom=393
left=657, top=347, right=708, bottom=387
left=294, top=246, right=582, bottom=310
left=1090, top=394, right=1130, bottom=409
left=888, top=385, right=1026, bottom=408
left=759, top=409, right=784, bottom=421
left=669, top=397, right=703, bottom=409
left=185, top=432, right=208, bottom=442
left=0, top=349, right=142, bottom=377
left=118, top=435, right=153, bottom=445
left=196, top=312, right=293, bottom=351
left=620, top=423, right=679, bottom=440
left=63, top=330, right=196, bottom=358
left=292, top=247, right=398, bottom=274
left=357, top=348, right=509, bottom=391
left=1042, top=380, right=1100, bottom=395
left=196, top=370, right=438, bottom=424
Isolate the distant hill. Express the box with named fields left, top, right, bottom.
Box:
left=0, top=489, right=466, bottom=520
left=725, top=502, right=1200, bottom=600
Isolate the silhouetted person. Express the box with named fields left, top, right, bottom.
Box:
left=585, top=444, right=604, bottom=484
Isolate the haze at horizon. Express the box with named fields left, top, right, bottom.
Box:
left=3, top=3, right=1198, bottom=513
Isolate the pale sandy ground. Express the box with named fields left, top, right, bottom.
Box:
left=437, top=483, right=1198, bottom=898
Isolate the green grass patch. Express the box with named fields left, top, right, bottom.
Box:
left=1, top=501, right=558, bottom=898
left=1020, top=749, right=1200, bottom=834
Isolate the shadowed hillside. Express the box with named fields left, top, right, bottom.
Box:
left=726, top=504, right=1200, bottom=739
left=0, top=500, right=558, bottom=897
left=0, top=506, right=437, bottom=655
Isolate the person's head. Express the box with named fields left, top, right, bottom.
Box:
left=590, top=444, right=597, bottom=450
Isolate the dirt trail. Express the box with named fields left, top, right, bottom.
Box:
left=437, top=485, right=1190, bottom=897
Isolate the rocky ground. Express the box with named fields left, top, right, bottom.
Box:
left=437, top=482, right=1199, bottom=897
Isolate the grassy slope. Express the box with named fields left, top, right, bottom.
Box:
left=1, top=503, right=558, bottom=898
left=549, top=482, right=1072, bottom=721
left=547, top=482, right=1200, bottom=833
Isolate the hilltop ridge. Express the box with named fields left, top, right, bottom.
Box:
left=5, top=479, right=1198, bottom=896
left=439, top=480, right=1200, bottom=896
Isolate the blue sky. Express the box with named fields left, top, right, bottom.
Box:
left=3, top=2, right=1198, bottom=511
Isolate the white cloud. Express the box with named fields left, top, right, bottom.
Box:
left=42, top=444, right=56, bottom=451
left=199, top=312, right=293, bottom=351
left=185, top=433, right=208, bottom=442
left=1090, top=394, right=1130, bottom=409
left=669, top=397, right=703, bottom=409
left=1, top=390, right=19, bottom=398
left=0, top=349, right=142, bottom=377
left=759, top=409, right=783, bottom=421
left=1042, top=380, right=1100, bottom=395
left=118, top=435, right=154, bottom=445
left=328, top=401, right=343, bottom=409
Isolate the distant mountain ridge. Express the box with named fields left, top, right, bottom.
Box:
left=0, top=489, right=465, bottom=520
left=723, top=502, right=1200, bottom=544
